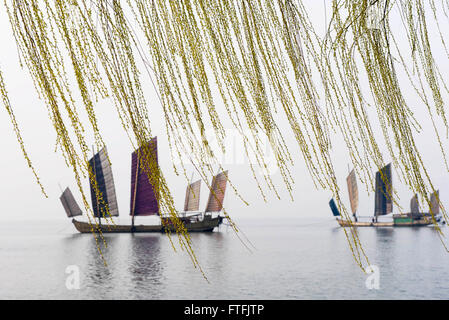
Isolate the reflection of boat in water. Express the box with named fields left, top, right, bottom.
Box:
left=329, top=164, right=439, bottom=227
left=59, top=137, right=227, bottom=233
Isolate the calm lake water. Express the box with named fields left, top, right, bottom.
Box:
left=0, top=217, right=448, bottom=299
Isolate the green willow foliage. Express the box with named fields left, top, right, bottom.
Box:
left=1, top=0, right=449, bottom=269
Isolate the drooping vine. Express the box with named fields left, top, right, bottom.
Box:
left=1, top=0, right=449, bottom=273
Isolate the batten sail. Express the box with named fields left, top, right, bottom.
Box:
left=374, top=163, right=393, bottom=217
left=89, top=147, right=119, bottom=218
left=346, top=169, right=358, bottom=215
left=184, top=180, right=201, bottom=212
left=329, top=198, right=341, bottom=217
left=130, top=137, right=159, bottom=216
left=205, top=171, right=228, bottom=212
left=410, top=194, right=419, bottom=215
left=430, top=190, right=440, bottom=216
left=60, top=187, right=83, bottom=217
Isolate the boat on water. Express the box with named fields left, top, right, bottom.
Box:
left=59, top=137, right=227, bottom=233
left=329, top=163, right=440, bottom=227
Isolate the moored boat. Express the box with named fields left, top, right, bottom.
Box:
left=330, top=164, right=437, bottom=227
left=393, top=190, right=442, bottom=226
left=71, top=215, right=223, bottom=233
left=60, top=137, right=227, bottom=233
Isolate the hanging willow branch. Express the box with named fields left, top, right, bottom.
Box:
left=1, top=0, right=449, bottom=272
left=322, top=0, right=449, bottom=245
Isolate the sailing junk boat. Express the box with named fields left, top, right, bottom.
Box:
left=396, top=191, right=442, bottom=224
left=330, top=164, right=435, bottom=227
left=160, top=171, right=229, bottom=228
left=60, top=138, right=225, bottom=233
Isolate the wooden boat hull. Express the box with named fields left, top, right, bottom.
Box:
left=394, top=219, right=434, bottom=227
left=72, top=216, right=223, bottom=233
left=337, top=219, right=393, bottom=227
left=336, top=218, right=432, bottom=227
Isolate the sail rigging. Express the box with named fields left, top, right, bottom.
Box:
left=88, top=147, right=119, bottom=218
left=205, top=171, right=228, bottom=212
left=130, top=137, right=159, bottom=216
left=184, top=180, right=201, bottom=212
left=60, top=187, right=83, bottom=217
left=346, top=169, right=358, bottom=215
left=374, top=163, right=393, bottom=217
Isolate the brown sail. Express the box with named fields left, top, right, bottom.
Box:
left=346, top=169, right=358, bottom=215
left=184, top=180, right=201, bottom=212
left=374, top=163, right=392, bottom=217
left=430, top=190, right=440, bottom=216
left=60, top=187, right=83, bottom=217
left=410, top=194, right=419, bottom=215
left=205, top=171, right=228, bottom=212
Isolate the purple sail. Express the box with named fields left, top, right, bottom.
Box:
left=130, top=137, right=159, bottom=216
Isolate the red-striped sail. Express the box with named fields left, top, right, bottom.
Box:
left=130, top=137, right=159, bottom=216
left=184, top=180, right=201, bottom=212
left=205, top=171, right=228, bottom=212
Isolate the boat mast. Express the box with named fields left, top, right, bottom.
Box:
left=210, top=167, right=220, bottom=217
left=184, top=172, right=194, bottom=217
left=131, top=150, right=140, bottom=232
left=348, top=164, right=353, bottom=220
left=374, top=173, right=379, bottom=223
left=347, top=167, right=358, bottom=222
left=374, top=163, right=392, bottom=223
left=92, top=145, right=101, bottom=227
left=189, top=172, right=194, bottom=190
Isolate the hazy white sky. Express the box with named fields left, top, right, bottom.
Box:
left=1, top=2, right=449, bottom=223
